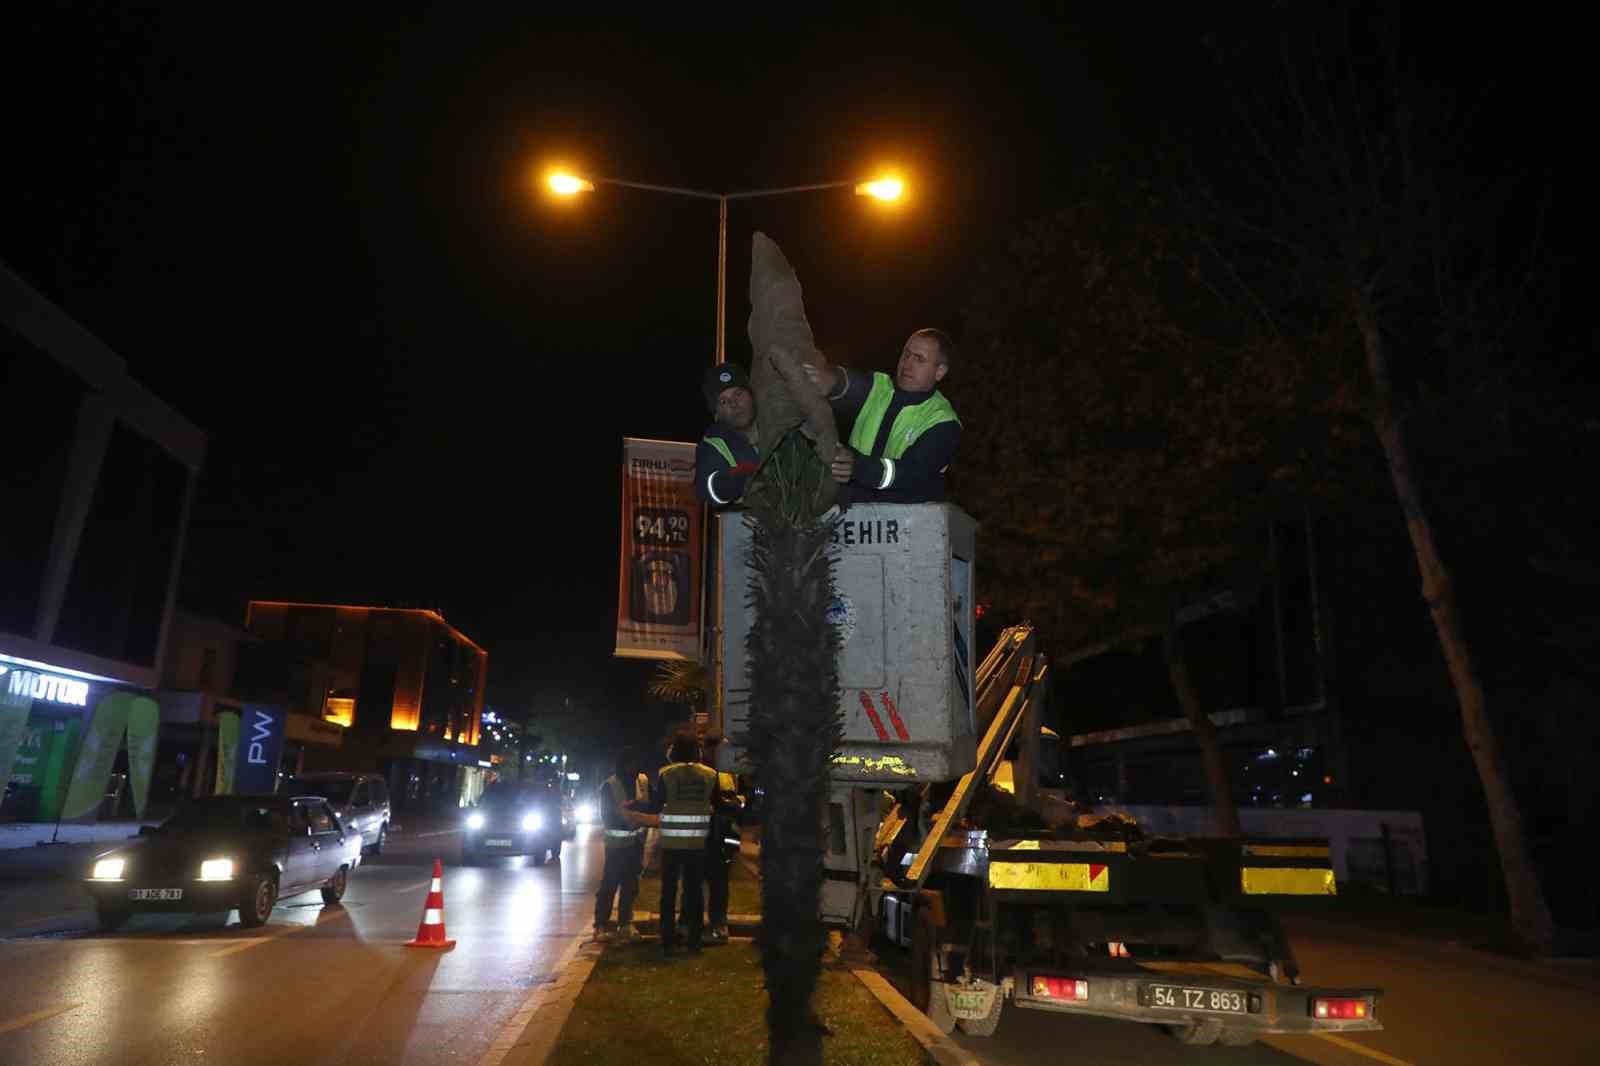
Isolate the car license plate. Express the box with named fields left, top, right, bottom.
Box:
left=130, top=888, right=183, bottom=901
left=486, top=838, right=513, bottom=847
left=1148, top=985, right=1246, bottom=1014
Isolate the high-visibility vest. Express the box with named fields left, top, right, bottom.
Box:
left=658, top=762, right=716, bottom=850
left=600, top=775, right=641, bottom=849
left=848, top=372, right=960, bottom=460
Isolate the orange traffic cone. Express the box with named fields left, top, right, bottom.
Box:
left=406, top=858, right=456, bottom=949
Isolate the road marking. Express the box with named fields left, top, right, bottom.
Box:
left=1317, top=1032, right=1416, bottom=1066
left=0, top=1002, right=83, bottom=1035
left=207, top=908, right=350, bottom=959
left=474, top=934, right=590, bottom=1066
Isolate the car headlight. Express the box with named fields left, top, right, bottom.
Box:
left=521, top=812, right=543, bottom=832
left=466, top=812, right=485, bottom=830
left=576, top=803, right=596, bottom=824
left=91, top=858, right=125, bottom=881
left=198, top=858, right=235, bottom=881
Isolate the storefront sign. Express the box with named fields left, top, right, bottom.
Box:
left=615, top=437, right=703, bottom=661
left=0, top=664, right=90, bottom=707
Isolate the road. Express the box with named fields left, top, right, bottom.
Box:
left=0, top=822, right=597, bottom=1066
left=2, top=827, right=1597, bottom=1066
left=875, top=915, right=1600, bottom=1066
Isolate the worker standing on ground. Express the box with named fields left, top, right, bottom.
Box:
left=804, top=329, right=961, bottom=504
left=650, top=732, right=718, bottom=955
left=593, top=749, right=652, bottom=943
left=695, top=362, right=761, bottom=509
left=699, top=733, right=746, bottom=944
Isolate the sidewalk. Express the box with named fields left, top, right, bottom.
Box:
left=0, top=819, right=159, bottom=851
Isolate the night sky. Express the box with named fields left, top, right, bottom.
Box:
left=7, top=4, right=1585, bottom=715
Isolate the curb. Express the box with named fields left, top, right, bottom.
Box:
left=485, top=936, right=606, bottom=1066
left=852, top=968, right=983, bottom=1066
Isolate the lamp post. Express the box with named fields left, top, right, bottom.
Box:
left=545, top=172, right=904, bottom=364
left=546, top=168, right=905, bottom=738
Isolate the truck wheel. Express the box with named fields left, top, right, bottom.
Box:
left=1171, top=1018, right=1222, bottom=1046
left=910, top=909, right=956, bottom=1035
left=954, top=984, right=1003, bottom=1037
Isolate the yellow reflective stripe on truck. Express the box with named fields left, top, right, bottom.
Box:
left=1240, top=867, right=1336, bottom=895
left=988, top=861, right=1110, bottom=892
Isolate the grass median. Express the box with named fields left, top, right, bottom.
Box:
left=546, top=940, right=927, bottom=1066
left=637, top=853, right=763, bottom=920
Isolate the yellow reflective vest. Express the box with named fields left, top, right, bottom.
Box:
left=657, top=761, right=717, bottom=851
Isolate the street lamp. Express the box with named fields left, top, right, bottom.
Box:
left=543, top=168, right=905, bottom=364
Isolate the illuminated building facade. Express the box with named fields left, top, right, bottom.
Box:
left=243, top=602, right=487, bottom=813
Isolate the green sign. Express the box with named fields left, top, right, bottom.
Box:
left=215, top=708, right=239, bottom=795
left=124, top=696, right=159, bottom=818
left=9, top=717, right=83, bottom=822
left=61, top=692, right=134, bottom=821
left=0, top=678, right=31, bottom=796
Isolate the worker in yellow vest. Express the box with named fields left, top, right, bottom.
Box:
left=593, top=749, right=654, bottom=942
left=700, top=734, right=746, bottom=944
left=649, top=733, right=718, bottom=955
left=804, top=329, right=961, bottom=504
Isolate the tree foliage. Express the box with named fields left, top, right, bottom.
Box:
left=953, top=169, right=1372, bottom=659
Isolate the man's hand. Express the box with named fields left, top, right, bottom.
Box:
left=801, top=353, right=836, bottom=394
left=830, top=444, right=855, bottom=484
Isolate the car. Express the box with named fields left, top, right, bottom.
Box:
left=84, top=794, right=362, bottom=931
left=284, top=771, right=391, bottom=855
left=461, top=782, right=563, bottom=866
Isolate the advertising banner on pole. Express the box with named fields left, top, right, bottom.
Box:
left=615, top=437, right=704, bottom=661
left=215, top=708, right=239, bottom=794
left=62, top=692, right=134, bottom=821
left=233, top=703, right=287, bottom=794
left=124, top=696, right=160, bottom=818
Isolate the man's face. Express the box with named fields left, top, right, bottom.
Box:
left=716, top=386, right=755, bottom=431
left=895, top=333, right=948, bottom=392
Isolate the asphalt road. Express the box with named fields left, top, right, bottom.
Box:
left=3, top=827, right=1597, bottom=1066
left=0, top=823, right=597, bottom=1066
left=874, top=915, right=1600, bottom=1066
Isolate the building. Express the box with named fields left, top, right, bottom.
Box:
left=242, top=602, right=489, bottom=815
left=153, top=609, right=350, bottom=804
left=1, top=260, right=205, bottom=821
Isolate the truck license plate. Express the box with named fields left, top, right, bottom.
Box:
left=950, top=990, right=989, bottom=1018
left=486, top=838, right=513, bottom=847
left=1148, top=985, right=1245, bottom=1014
left=130, top=888, right=183, bottom=901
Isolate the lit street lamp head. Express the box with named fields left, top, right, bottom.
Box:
left=547, top=172, right=595, bottom=196
left=855, top=177, right=904, bottom=201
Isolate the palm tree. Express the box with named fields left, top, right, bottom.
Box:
left=739, top=233, right=843, bottom=1066
left=648, top=659, right=708, bottom=709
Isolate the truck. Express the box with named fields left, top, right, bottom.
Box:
left=717, top=502, right=1383, bottom=1047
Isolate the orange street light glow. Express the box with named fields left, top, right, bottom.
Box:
left=548, top=172, right=594, bottom=196
left=856, top=177, right=904, bottom=201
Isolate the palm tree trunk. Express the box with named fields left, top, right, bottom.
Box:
left=1354, top=290, right=1555, bottom=954
left=1164, top=624, right=1243, bottom=837
left=745, top=505, right=841, bottom=1066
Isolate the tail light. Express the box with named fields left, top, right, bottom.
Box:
left=1313, top=997, right=1372, bottom=1020
left=1031, top=976, right=1089, bottom=1001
